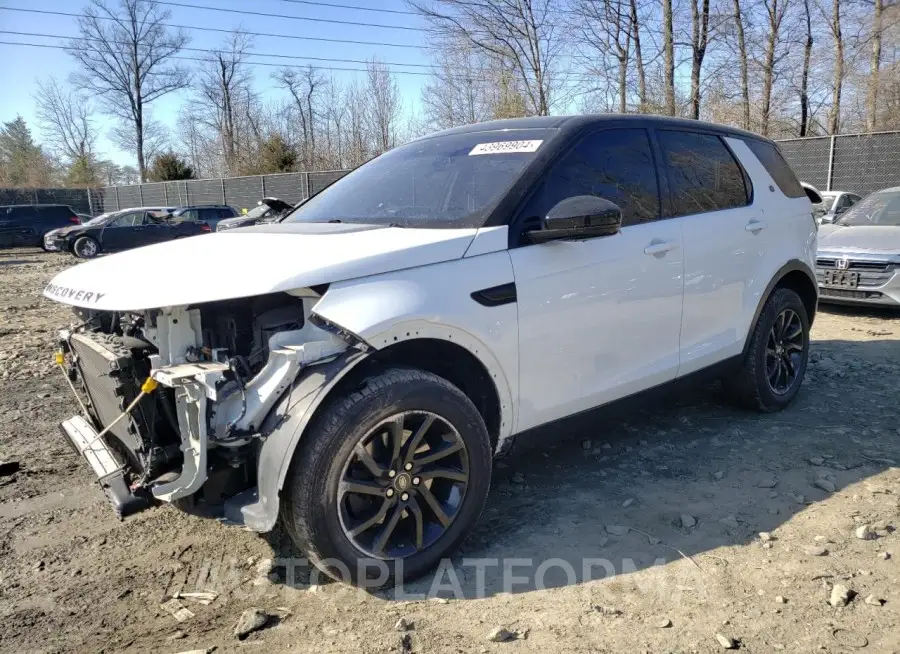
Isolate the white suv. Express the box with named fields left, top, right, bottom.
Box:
left=44, top=115, right=818, bottom=586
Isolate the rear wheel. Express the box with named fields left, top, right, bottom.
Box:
left=725, top=287, right=810, bottom=411
left=73, top=236, right=99, bottom=259
left=281, top=367, right=492, bottom=587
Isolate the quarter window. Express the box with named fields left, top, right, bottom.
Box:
left=523, top=128, right=660, bottom=227
left=659, top=130, right=750, bottom=216
left=742, top=138, right=805, bottom=198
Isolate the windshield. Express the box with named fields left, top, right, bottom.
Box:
left=820, top=193, right=837, bottom=212
left=836, top=190, right=900, bottom=227
left=244, top=204, right=273, bottom=219
left=83, top=212, right=117, bottom=226
left=284, top=129, right=555, bottom=228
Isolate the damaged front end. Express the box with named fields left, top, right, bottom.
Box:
left=56, top=289, right=369, bottom=525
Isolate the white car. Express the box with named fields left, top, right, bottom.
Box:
left=43, top=115, right=818, bottom=586
left=815, top=190, right=862, bottom=224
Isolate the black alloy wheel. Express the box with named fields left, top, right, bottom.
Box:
left=765, top=308, right=805, bottom=395
left=337, top=410, right=469, bottom=559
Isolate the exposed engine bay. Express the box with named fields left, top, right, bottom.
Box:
left=58, top=289, right=358, bottom=516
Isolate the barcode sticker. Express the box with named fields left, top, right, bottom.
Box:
left=469, top=140, right=543, bottom=155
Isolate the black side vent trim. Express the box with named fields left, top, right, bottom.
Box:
left=471, top=282, right=517, bottom=307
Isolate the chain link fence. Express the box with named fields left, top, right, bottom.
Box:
left=91, top=170, right=351, bottom=215
left=778, top=131, right=900, bottom=196
left=5, top=132, right=900, bottom=217
left=0, top=170, right=351, bottom=217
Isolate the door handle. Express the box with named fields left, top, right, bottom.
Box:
left=132, top=227, right=144, bottom=231
left=644, top=240, right=678, bottom=256
left=745, top=219, right=768, bottom=233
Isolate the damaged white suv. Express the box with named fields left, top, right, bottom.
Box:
left=45, top=116, right=819, bottom=585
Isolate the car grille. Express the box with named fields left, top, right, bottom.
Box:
left=69, top=333, right=146, bottom=468
left=816, top=258, right=895, bottom=287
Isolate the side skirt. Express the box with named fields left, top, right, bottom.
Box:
left=504, top=355, right=743, bottom=453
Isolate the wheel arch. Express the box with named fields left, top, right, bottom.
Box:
left=742, top=260, right=817, bottom=356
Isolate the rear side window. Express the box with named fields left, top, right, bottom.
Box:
left=524, top=128, right=660, bottom=227
left=659, top=130, right=750, bottom=216
left=743, top=139, right=805, bottom=198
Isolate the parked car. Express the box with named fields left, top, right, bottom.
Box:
left=817, top=186, right=900, bottom=306
left=44, top=211, right=118, bottom=251
left=216, top=197, right=293, bottom=231
left=44, top=206, right=211, bottom=258
left=170, top=205, right=239, bottom=231
left=44, top=115, right=817, bottom=586
left=815, top=190, right=862, bottom=224
left=0, top=204, right=81, bottom=249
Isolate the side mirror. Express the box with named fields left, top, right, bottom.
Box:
left=528, top=195, right=622, bottom=244
left=800, top=182, right=822, bottom=205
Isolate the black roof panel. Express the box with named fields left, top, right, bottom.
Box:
left=415, top=113, right=769, bottom=143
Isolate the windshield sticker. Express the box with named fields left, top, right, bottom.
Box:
left=469, top=140, right=543, bottom=156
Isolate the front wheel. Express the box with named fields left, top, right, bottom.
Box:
left=72, top=236, right=99, bottom=259
left=725, top=287, right=810, bottom=412
left=281, top=367, right=492, bottom=587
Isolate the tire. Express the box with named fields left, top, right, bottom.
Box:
left=725, top=287, right=810, bottom=412
left=73, top=236, right=99, bottom=259
left=281, top=367, right=492, bottom=587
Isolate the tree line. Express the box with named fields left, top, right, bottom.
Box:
left=0, top=0, right=892, bottom=189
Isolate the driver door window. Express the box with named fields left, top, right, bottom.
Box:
left=519, top=127, right=661, bottom=231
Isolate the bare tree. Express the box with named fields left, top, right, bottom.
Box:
left=197, top=30, right=254, bottom=175
left=34, top=77, right=97, bottom=165
left=731, top=0, right=752, bottom=129
left=760, top=0, right=790, bottom=136
left=662, top=0, right=676, bottom=115
left=630, top=0, right=648, bottom=109
left=866, top=0, right=884, bottom=131
left=825, top=0, right=844, bottom=133
left=68, top=0, right=189, bottom=181
left=409, top=0, right=564, bottom=116
left=421, top=39, right=492, bottom=129
left=799, top=0, right=815, bottom=135
left=275, top=65, right=327, bottom=169
left=689, top=0, right=712, bottom=119
left=573, top=0, right=632, bottom=113
left=366, top=59, right=403, bottom=154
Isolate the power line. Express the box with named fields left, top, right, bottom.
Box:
left=148, top=0, right=427, bottom=32
left=272, top=0, right=417, bottom=16
left=0, top=7, right=427, bottom=50
left=0, top=39, right=461, bottom=78
left=0, top=30, right=436, bottom=69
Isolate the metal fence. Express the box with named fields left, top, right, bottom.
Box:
left=0, top=187, right=98, bottom=215
left=778, top=131, right=900, bottom=196
left=0, top=170, right=351, bottom=217
left=92, top=170, right=350, bottom=215
left=4, top=131, right=900, bottom=216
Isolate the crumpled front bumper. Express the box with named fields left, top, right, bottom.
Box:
left=59, top=415, right=150, bottom=517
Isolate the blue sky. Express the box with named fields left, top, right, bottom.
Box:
left=0, top=0, right=431, bottom=166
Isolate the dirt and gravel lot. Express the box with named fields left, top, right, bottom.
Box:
left=1, top=246, right=898, bottom=654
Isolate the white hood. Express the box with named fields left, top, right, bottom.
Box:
left=43, top=223, right=479, bottom=311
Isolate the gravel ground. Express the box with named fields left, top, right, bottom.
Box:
left=1, top=247, right=898, bottom=654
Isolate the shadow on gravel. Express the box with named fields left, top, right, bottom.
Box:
left=0, top=259, right=38, bottom=266
left=264, top=337, right=898, bottom=600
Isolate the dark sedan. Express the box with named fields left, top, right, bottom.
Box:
left=46, top=207, right=210, bottom=258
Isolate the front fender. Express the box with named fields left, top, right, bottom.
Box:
left=311, top=252, right=519, bottom=444
left=225, top=349, right=369, bottom=532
